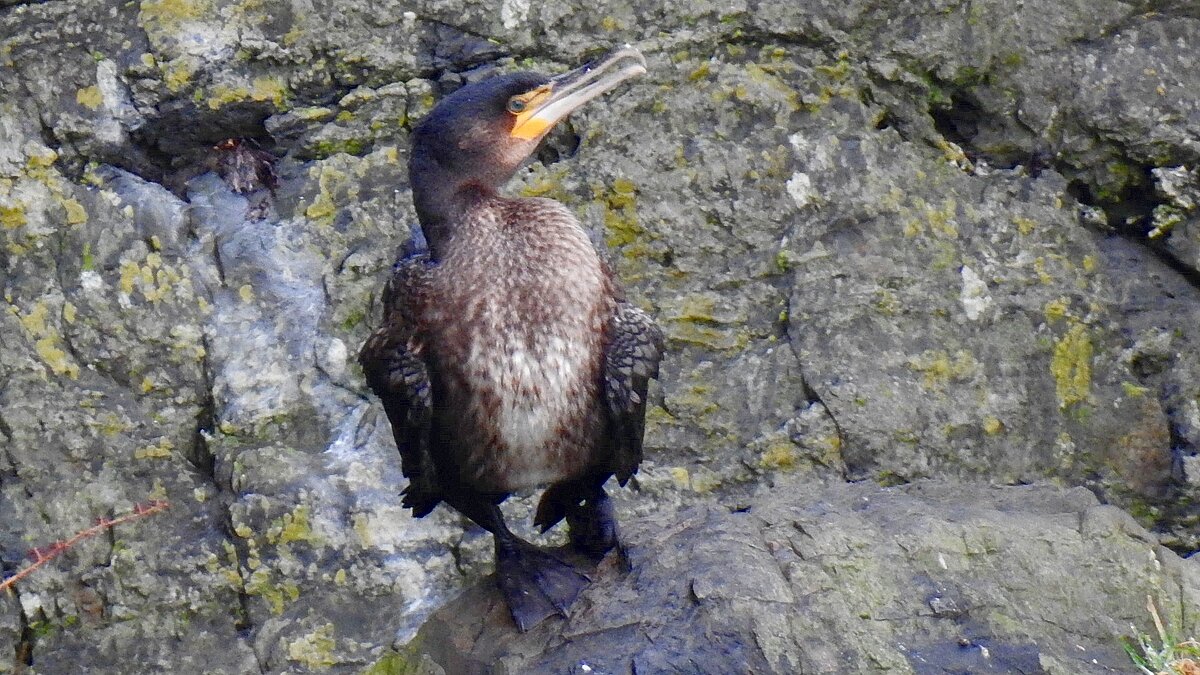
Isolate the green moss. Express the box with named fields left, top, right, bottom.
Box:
left=1051, top=321, right=1093, bottom=409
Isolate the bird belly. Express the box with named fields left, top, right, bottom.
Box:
left=458, top=332, right=603, bottom=493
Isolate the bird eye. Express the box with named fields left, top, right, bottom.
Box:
left=506, top=97, right=527, bottom=114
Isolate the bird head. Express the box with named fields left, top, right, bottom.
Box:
left=409, top=46, right=647, bottom=200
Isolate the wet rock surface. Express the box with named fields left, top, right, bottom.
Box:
left=0, top=0, right=1198, bottom=671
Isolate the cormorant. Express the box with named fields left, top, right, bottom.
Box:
left=359, top=46, right=664, bottom=631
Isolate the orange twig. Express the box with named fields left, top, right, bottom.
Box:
left=0, top=500, right=169, bottom=593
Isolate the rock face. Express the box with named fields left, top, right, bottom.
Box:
left=0, top=0, right=1198, bottom=672
left=407, top=481, right=1200, bottom=675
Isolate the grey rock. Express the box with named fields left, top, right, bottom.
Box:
left=406, top=481, right=1200, bottom=675
left=1, top=0, right=1200, bottom=671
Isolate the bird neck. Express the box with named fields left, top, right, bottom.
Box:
left=409, top=150, right=507, bottom=260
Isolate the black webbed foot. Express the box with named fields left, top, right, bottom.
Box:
left=567, top=489, right=630, bottom=571
left=495, top=538, right=591, bottom=632
left=536, top=483, right=628, bottom=565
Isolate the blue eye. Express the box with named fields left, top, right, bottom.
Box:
left=507, top=97, right=527, bottom=113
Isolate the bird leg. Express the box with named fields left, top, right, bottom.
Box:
left=445, top=492, right=589, bottom=632
left=535, top=483, right=626, bottom=565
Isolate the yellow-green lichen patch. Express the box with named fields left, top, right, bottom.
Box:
left=983, top=416, right=1004, bottom=435
left=518, top=167, right=572, bottom=201
left=245, top=568, right=300, bottom=615
left=906, top=349, right=977, bottom=390
left=238, top=284, right=254, bottom=303
left=873, top=288, right=901, bottom=316
left=925, top=197, right=959, bottom=238
left=267, top=504, right=320, bottom=546
left=759, top=437, right=800, bottom=471
left=665, top=321, right=752, bottom=351
left=351, top=512, right=373, bottom=547
left=1, top=201, right=27, bottom=229
left=1032, top=257, right=1053, bottom=284
left=62, top=198, right=88, bottom=225
left=689, top=466, right=722, bottom=493
left=13, top=299, right=80, bottom=378
left=287, top=623, right=337, bottom=669
left=363, top=639, right=443, bottom=675
left=688, top=62, right=711, bottom=82
left=668, top=467, right=691, bottom=490
left=134, top=438, right=174, bottom=459
left=117, top=251, right=189, bottom=303
left=1051, top=321, right=1092, bottom=409
left=1122, top=381, right=1149, bottom=398
left=87, top=411, right=131, bottom=437
left=206, top=76, right=289, bottom=110
left=596, top=177, right=642, bottom=248
left=1012, top=216, right=1036, bottom=235
left=1043, top=297, right=1070, bottom=322
left=303, top=164, right=351, bottom=224
left=162, top=58, right=196, bottom=92
left=670, top=383, right=720, bottom=418
left=139, top=0, right=209, bottom=36
left=76, top=86, right=103, bottom=110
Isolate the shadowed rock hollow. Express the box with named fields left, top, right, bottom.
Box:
left=1, top=0, right=1198, bottom=672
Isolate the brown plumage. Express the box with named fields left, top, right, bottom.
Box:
left=359, top=47, right=662, bottom=631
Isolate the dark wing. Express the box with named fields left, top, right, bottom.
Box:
left=359, top=257, right=441, bottom=517
left=603, top=302, right=665, bottom=485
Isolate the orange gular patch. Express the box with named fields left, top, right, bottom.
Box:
left=508, top=85, right=556, bottom=140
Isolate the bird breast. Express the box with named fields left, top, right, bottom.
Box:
left=424, top=198, right=613, bottom=490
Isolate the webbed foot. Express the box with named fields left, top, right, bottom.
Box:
left=495, top=538, right=590, bottom=632
left=566, top=488, right=626, bottom=567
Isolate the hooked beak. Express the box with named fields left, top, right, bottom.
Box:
left=509, top=45, right=647, bottom=141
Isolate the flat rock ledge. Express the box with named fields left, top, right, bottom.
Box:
left=390, top=481, right=1200, bottom=675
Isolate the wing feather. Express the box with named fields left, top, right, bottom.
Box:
left=359, top=257, right=441, bottom=517
left=602, top=303, right=664, bottom=485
